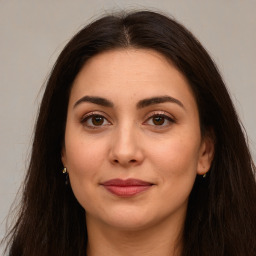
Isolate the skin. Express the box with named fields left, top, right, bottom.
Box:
left=62, top=48, right=214, bottom=256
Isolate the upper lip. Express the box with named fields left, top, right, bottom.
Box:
left=101, top=179, right=153, bottom=186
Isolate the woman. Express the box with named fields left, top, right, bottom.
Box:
left=4, top=10, right=256, bottom=256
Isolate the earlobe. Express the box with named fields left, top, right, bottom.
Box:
left=197, top=135, right=215, bottom=176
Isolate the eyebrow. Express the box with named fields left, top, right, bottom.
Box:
left=73, top=96, right=114, bottom=108
left=136, top=96, right=184, bottom=109
left=73, top=95, right=184, bottom=109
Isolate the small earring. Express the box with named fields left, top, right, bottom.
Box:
left=62, top=167, right=69, bottom=185
left=203, top=173, right=207, bottom=178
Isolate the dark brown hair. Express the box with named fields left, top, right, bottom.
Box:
left=4, top=10, right=256, bottom=256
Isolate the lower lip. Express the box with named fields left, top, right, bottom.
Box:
left=103, top=185, right=152, bottom=197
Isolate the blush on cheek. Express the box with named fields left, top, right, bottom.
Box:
left=65, top=141, right=106, bottom=189
left=66, top=139, right=100, bottom=167
left=67, top=164, right=95, bottom=209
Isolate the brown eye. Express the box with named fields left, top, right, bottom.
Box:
left=144, top=113, right=174, bottom=128
left=152, top=116, right=165, bottom=125
left=91, top=116, right=104, bottom=126
left=81, top=114, right=111, bottom=128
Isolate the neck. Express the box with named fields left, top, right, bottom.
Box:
left=86, top=214, right=184, bottom=256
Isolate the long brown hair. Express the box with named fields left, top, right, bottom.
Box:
left=4, top=11, right=256, bottom=256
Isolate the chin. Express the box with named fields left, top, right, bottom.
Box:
left=89, top=205, right=171, bottom=232
left=102, top=215, right=156, bottom=232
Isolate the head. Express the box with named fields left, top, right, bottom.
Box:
left=13, top=10, right=255, bottom=255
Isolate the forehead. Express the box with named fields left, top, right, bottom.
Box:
left=70, top=48, right=196, bottom=110
left=73, top=48, right=182, bottom=85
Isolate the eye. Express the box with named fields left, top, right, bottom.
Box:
left=144, top=113, right=175, bottom=127
left=81, top=113, right=111, bottom=128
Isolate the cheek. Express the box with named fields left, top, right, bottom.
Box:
left=64, top=140, right=104, bottom=211
left=64, top=133, right=108, bottom=198
left=65, top=138, right=107, bottom=176
left=149, top=136, right=200, bottom=210
left=150, top=135, right=201, bottom=175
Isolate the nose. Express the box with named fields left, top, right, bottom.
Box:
left=109, top=125, right=144, bottom=167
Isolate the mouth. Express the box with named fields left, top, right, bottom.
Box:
left=101, top=178, right=154, bottom=197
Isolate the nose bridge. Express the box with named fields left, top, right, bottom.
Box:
left=110, top=121, right=143, bottom=166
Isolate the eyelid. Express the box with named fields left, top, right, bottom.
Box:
left=80, top=111, right=112, bottom=128
left=144, top=110, right=176, bottom=122
left=81, top=111, right=110, bottom=122
left=142, top=110, right=176, bottom=129
left=80, top=110, right=175, bottom=128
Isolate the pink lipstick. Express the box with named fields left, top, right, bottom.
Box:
left=101, top=179, right=153, bottom=197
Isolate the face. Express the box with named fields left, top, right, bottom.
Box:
left=62, top=49, right=213, bottom=232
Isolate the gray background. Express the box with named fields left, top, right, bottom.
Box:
left=1, top=0, right=255, bottom=252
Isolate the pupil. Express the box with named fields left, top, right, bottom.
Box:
left=153, top=116, right=164, bottom=125
left=92, top=116, right=103, bottom=125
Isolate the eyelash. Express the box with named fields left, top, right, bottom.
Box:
left=144, top=111, right=175, bottom=128
left=80, top=111, right=175, bottom=129
left=81, top=112, right=111, bottom=129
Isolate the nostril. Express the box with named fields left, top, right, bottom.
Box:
left=113, top=159, right=137, bottom=164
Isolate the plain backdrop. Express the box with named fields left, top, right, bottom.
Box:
left=0, top=0, right=255, bottom=251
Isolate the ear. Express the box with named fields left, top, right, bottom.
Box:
left=197, top=133, right=215, bottom=175
left=61, top=145, right=67, bottom=167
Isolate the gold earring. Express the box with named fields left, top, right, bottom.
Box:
left=203, top=173, right=207, bottom=178
left=62, top=167, right=69, bottom=185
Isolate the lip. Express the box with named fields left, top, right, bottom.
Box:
left=101, top=179, right=153, bottom=197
